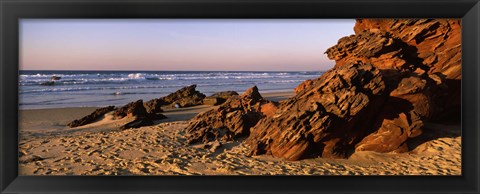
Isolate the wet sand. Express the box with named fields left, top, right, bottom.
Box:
left=18, top=91, right=461, bottom=175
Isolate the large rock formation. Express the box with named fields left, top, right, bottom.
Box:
left=246, top=19, right=461, bottom=160
left=144, top=85, right=206, bottom=110
left=352, top=19, right=461, bottom=79
left=247, top=63, right=403, bottom=160
left=326, top=19, right=461, bottom=121
left=185, top=86, right=276, bottom=144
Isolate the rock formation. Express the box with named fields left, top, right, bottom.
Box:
left=247, top=63, right=399, bottom=160
left=185, top=86, right=275, bottom=144
left=326, top=19, right=461, bottom=121
left=51, top=76, right=61, bottom=81
left=113, top=100, right=149, bottom=119
left=143, top=98, right=165, bottom=114
left=144, top=85, right=206, bottom=109
left=67, top=106, right=116, bottom=127
left=111, top=99, right=168, bottom=129
left=246, top=19, right=461, bottom=160
left=203, top=91, right=239, bottom=105
left=68, top=100, right=167, bottom=129
left=293, top=79, right=313, bottom=94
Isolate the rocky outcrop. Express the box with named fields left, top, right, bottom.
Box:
left=161, top=85, right=206, bottom=107
left=40, top=81, right=55, bottom=86
left=203, top=91, right=239, bottom=105
left=145, top=85, right=206, bottom=109
left=185, top=86, right=274, bottom=144
left=68, top=100, right=167, bottom=129
left=247, top=19, right=460, bottom=160
left=113, top=100, right=149, bottom=119
left=67, top=106, right=116, bottom=127
left=247, top=63, right=399, bottom=160
left=326, top=19, right=461, bottom=121
left=112, top=99, right=168, bottom=129
left=144, top=98, right=166, bottom=114
left=51, top=76, right=61, bottom=80
left=352, top=19, right=461, bottom=79
left=293, top=79, right=314, bottom=94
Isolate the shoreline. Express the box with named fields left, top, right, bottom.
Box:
left=19, top=90, right=296, bottom=111
left=19, top=91, right=295, bottom=133
left=18, top=90, right=461, bottom=175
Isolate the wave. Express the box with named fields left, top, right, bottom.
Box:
left=19, top=73, right=322, bottom=86
left=19, top=79, right=310, bottom=94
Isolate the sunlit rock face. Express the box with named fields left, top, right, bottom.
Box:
left=246, top=19, right=461, bottom=160
left=185, top=86, right=277, bottom=145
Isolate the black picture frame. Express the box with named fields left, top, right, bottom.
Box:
left=1, top=0, right=479, bottom=193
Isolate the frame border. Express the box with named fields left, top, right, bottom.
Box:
left=1, top=0, right=479, bottom=193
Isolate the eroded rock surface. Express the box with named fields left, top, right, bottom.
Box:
left=113, top=100, right=149, bottom=119
left=247, top=19, right=460, bottom=160
left=247, top=63, right=397, bottom=160
left=326, top=19, right=461, bottom=121
left=185, top=86, right=274, bottom=144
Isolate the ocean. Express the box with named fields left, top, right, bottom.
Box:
left=19, top=70, right=323, bottom=110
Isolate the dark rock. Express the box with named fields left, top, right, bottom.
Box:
left=202, top=97, right=223, bottom=106
left=203, top=91, right=239, bottom=105
left=40, top=81, right=55, bottom=86
left=51, top=76, right=61, bottom=80
left=242, top=86, right=263, bottom=101
left=185, top=86, right=273, bottom=144
left=145, top=85, right=206, bottom=108
left=144, top=98, right=166, bottom=114
left=210, top=91, right=239, bottom=98
left=67, top=100, right=167, bottom=131
left=67, top=106, right=116, bottom=128
left=113, top=100, right=148, bottom=119
left=162, top=85, right=205, bottom=107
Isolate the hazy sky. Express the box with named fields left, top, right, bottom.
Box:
left=20, top=19, right=355, bottom=71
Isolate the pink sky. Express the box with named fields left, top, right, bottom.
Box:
left=20, top=19, right=355, bottom=71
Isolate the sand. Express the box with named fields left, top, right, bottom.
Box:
left=18, top=92, right=461, bottom=175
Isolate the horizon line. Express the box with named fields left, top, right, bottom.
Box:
left=19, top=69, right=328, bottom=72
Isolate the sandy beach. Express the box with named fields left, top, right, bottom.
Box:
left=18, top=91, right=461, bottom=175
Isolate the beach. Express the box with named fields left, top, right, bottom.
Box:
left=18, top=91, right=461, bottom=175
left=17, top=18, right=463, bottom=176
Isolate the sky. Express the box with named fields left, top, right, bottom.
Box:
left=20, top=19, right=355, bottom=71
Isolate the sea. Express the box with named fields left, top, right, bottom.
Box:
left=19, top=70, right=324, bottom=110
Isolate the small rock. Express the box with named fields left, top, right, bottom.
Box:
left=209, top=141, right=222, bottom=152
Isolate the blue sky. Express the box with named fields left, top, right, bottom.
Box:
left=20, top=19, right=355, bottom=71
